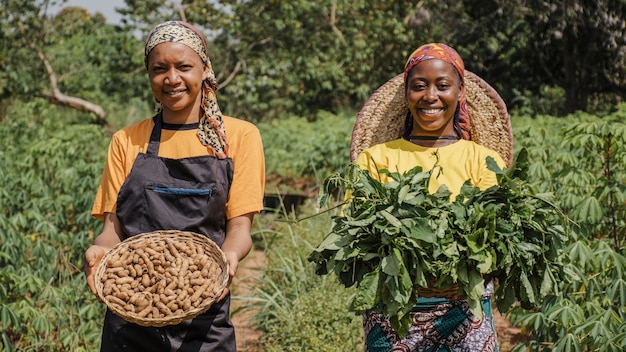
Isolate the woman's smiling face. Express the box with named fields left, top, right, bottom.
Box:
left=147, top=42, right=207, bottom=121
left=405, top=59, right=464, bottom=137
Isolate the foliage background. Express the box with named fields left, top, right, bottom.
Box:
left=1, top=0, right=625, bottom=351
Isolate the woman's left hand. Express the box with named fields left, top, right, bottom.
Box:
left=217, top=213, right=254, bottom=302
left=217, top=251, right=240, bottom=301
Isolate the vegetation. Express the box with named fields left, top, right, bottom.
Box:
left=0, top=0, right=625, bottom=351
left=252, top=108, right=626, bottom=351
left=0, top=100, right=108, bottom=351
left=1, top=96, right=626, bottom=350
left=1, top=0, right=624, bottom=123
left=508, top=107, right=626, bottom=351
left=309, top=152, right=573, bottom=337
left=246, top=211, right=363, bottom=351
left=259, top=110, right=353, bottom=194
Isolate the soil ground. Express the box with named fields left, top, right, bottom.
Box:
left=230, top=249, right=530, bottom=352
left=230, top=249, right=265, bottom=352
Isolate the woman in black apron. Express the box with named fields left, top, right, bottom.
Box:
left=84, top=21, right=265, bottom=351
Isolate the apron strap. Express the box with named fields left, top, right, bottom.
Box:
left=147, top=114, right=162, bottom=155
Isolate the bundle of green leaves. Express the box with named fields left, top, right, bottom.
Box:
left=308, top=149, right=573, bottom=337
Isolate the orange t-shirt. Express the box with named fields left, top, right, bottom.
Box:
left=91, top=115, right=265, bottom=220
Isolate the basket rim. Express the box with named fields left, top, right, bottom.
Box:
left=95, top=230, right=229, bottom=327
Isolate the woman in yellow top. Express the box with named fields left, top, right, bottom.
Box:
left=83, top=21, right=265, bottom=351
left=356, top=43, right=505, bottom=351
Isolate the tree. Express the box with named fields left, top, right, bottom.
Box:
left=114, top=0, right=626, bottom=119
left=210, top=0, right=457, bottom=120
left=0, top=0, right=148, bottom=129
left=115, top=0, right=452, bottom=121
left=447, top=0, right=626, bottom=115
left=1, top=0, right=110, bottom=123
left=524, top=0, right=626, bottom=113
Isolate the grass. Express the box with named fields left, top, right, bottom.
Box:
left=247, top=200, right=364, bottom=351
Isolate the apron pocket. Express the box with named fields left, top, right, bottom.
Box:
left=149, top=186, right=213, bottom=196
left=143, top=183, right=217, bottom=233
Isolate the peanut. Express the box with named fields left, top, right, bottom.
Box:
left=100, top=233, right=226, bottom=323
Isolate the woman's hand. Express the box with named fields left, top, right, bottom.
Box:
left=217, top=213, right=254, bottom=302
left=84, top=245, right=107, bottom=297
left=217, top=251, right=241, bottom=301
left=84, top=213, right=123, bottom=299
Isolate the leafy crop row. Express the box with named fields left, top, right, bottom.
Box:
left=507, top=106, right=626, bottom=351
left=0, top=99, right=108, bottom=351
left=1, top=99, right=625, bottom=351
left=259, top=110, right=353, bottom=194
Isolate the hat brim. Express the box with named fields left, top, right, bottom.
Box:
left=350, top=71, right=514, bottom=167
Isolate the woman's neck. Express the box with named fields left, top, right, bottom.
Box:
left=161, top=105, right=201, bottom=125
left=406, top=135, right=460, bottom=147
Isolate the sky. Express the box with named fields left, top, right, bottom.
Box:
left=48, top=0, right=127, bottom=24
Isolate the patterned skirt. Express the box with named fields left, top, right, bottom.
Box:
left=363, top=283, right=498, bottom=352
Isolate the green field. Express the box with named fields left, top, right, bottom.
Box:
left=1, top=101, right=625, bottom=351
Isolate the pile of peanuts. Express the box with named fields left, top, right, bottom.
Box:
left=99, top=234, right=226, bottom=323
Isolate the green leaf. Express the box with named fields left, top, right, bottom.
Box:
left=0, top=304, right=19, bottom=328
left=310, top=232, right=343, bottom=252
left=473, top=251, right=494, bottom=273
left=465, top=270, right=485, bottom=318
left=352, top=270, right=381, bottom=312
left=573, top=318, right=611, bottom=343
left=486, top=155, right=505, bottom=175
left=1, top=333, right=15, bottom=352
left=552, top=333, right=584, bottom=352
left=378, top=209, right=402, bottom=228
left=406, top=218, right=436, bottom=244
left=519, top=271, right=536, bottom=306
left=571, top=196, right=603, bottom=223
left=385, top=266, right=412, bottom=307
left=346, top=215, right=377, bottom=227
left=540, top=267, right=556, bottom=296
left=381, top=249, right=403, bottom=276
left=397, top=184, right=410, bottom=204
left=608, top=278, right=626, bottom=306
left=546, top=303, right=584, bottom=328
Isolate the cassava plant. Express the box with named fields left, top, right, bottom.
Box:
left=0, top=100, right=107, bottom=351
left=508, top=106, right=626, bottom=351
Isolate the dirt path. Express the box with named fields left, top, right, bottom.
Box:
left=230, top=249, right=265, bottom=352
left=493, top=308, right=530, bottom=351
left=229, top=249, right=529, bottom=351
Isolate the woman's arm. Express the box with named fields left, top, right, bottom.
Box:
left=217, top=213, right=254, bottom=300
left=84, top=212, right=124, bottom=296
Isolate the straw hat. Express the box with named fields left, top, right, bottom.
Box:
left=350, top=71, right=513, bottom=167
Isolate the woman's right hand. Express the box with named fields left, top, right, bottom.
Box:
left=84, top=213, right=123, bottom=299
left=84, top=245, right=107, bottom=298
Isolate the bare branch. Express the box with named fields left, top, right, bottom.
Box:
left=218, top=60, right=244, bottom=90
left=175, top=0, right=187, bottom=22
left=329, top=3, right=347, bottom=45
left=215, top=36, right=272, bottom=90
left=16, top=22, right=111, bottom=131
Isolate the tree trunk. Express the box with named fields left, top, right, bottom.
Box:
left=563, top=27, right=588, bottom=113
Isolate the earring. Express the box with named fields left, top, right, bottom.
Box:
left=154, top=99, right=163, bottom=112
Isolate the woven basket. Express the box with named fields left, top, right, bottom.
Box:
left=95, top=230, right=229, bottom=327
left=350, top=71, right=514, bottom=167
left=417, top=285, right=463, bottom=300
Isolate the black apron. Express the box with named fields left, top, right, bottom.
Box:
left=100, top=115, right=235, bottom=352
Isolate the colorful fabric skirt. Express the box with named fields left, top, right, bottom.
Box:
left=363, top=284, right=498, bottom=352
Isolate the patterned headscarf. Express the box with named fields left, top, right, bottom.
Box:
left=403, top=43, right=471, bottom=140
left=145, top=21, right=228, bottom=158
